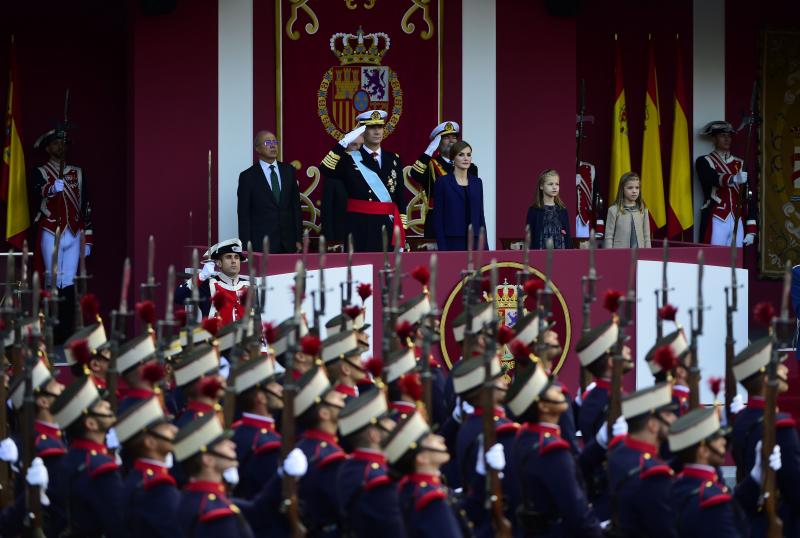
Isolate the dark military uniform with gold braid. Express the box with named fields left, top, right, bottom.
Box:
left=320, top=144, right=406, bottom=252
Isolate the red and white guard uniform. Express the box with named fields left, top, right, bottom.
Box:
left=696, top=151, right=756, bottom=246
left=32, top=157, right=93, bottom=288
left=207, top=272, right=248, bottom=326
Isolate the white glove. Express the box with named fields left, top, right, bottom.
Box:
left=219, top=356, right=231, bottom=380
left=476, top=442, right=506, bottom=475
left=424, top=135, right=441, bottom=157
left=338, top=125, right=367, bottom=148
left=743, top=233, right=755, bottom=246
left=596, top=416, right=627, bottom=449
left=199, top=261, right=216, bottom=282
left=486, top=443, right=506, bottom=471
left=84, top=244, right=92, bottom=257
left=50, top=178, right=65, bottom=194
left=730, top=394, right=745, bottom=414
left=612, top=415, right=628, bottom=437
left=223, top=466, right=240, bottom=486
left=461, top=400, right=475, bottom=417
left=751, top=441, right=782, bottom=483
left=732, top=171, right=748, bottom=185
left=106, top=428, right=120, bottom=451
left=0, top=438, right=18, bottom=463
left=451, top=397, right=464, bottom=424
left=282, top=447, right=308, bottom=477
left=26, top=457, right=50, bottom=506
left=575, top=381, right=596, bottom=407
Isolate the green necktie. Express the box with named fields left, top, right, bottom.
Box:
left=269, top=164, right=281, bottom=204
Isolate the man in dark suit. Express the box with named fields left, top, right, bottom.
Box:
left=237, top=131, right=302, bottom=253
left=319, top=110, right=406, bottom=252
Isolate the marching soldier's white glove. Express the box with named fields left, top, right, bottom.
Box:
left=743, top=233, right=755, bottom=246
left=476, top=442, right=506, bottom=475
left=596, top=416, right=628, bottom=449
left=339, top=125, right=367, bottom=148
left=282, top=447, right=308, bottom=478
left=223, top=466, right=240, bottom=486
left=730, top=394, right=745, bottom=414
left=199, top=261, right=217, bottom=282
left=732, top=171, right=748, bottom=185
left=50, top=178, right=65, bottom=194
left=106, top=428, right=120, bottom=450
left=0, top=438, right=18, bottom=463
left=424, top=135, right=442, bottom=157
left=451, top=397, right=475, bottom=424
left=751, top=441, right=782, bottom=483
left=26, top=457, right=50, bottom=506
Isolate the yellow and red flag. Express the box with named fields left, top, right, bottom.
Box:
left=1, top=37, right=30, bottom=249
left=609, top=35, right=632, bottom=201
left=641, top=38, right=666, bottom=231
left=667, top=38, right=693, bottom=238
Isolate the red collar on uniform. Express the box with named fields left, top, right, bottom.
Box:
left=389, top=401, right=416, bottom=414
left=672, top=385, right=689, bottom=396
left=471, top=406, right=506, bottom=419
left=623, top=435, right=658, bottom=455
left=747, top=396, right=765, bottom=410
left=235, top=413, right=274, bottom=430
left=91, top=374, right=108, bottom=390
left=334, top=384, right=358, bottom=398
left=185, top=480, right=227, bottom=495
left=524, top=422, right=561, bottom=436
left=35, top=420, right=62, bottom=438
left=679, top=464, right=717, bottom=482
left=352, top=449, right=387, bottom=464
left=134, top=458, right=171, bottom=476
left=302, top=429, right=339, bottom=446
left=405, top=472, right=441, bottom=485
left=71, top=438, right=109, bottom=454
left=594, top=378, right=611, bottom=390
left=187, top=400, right=216, bottom=414
left=121, top=387, right=156, bottom=400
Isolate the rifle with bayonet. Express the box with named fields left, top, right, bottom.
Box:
left=108, top=258, right=132, bottom=413
left=688, top=251, right=704, bottom=410
left=280, top=260, right=306, bottom=538
left=656, top=239, right=670, bottom=340
left=141, top=235, right=158, bottom=301
left=11, top=243, right=29, bottom=377
left=184, top=249, right=202, bottom=355
left=461, top=226, right=477, bottom=361
left=156, top=265, right=177, bottom=363
left=341, top=235, right=354, bottom=332
left=580, top=229, right=598, bottom=391
left=43, top=227, right=62, bottom=358
left=760, top=261, right=791, bottom=538
left=481, top=260, right=513, bottom=538
left=608, top=246, right=637, bottom=438
left=73, top=230, right=91, bottom=332
left=725, top=239, right=739, bottom=420
left=516, top=226, right=531, bottom=323
left=312, top=236, right=327, bottom=334
left=535, top=239, right=554, bottom=362
left=420, top=254, right=437, bottom=420
left=23, top=272, right=44, bottom=536
left=733, top=81, right=760, bottom=244
left=0, top=251, right=15, bottom=507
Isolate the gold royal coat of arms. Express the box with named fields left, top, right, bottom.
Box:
left=317, top=27, right=403, bottom=139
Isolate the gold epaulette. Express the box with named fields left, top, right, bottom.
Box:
left=322, top=151, right=340, bottom=169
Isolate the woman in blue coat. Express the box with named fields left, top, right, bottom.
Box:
left=432, top=141, right=486, bottom=251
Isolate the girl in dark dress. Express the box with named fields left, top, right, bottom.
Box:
left=526, top=169, right=571, bottom=249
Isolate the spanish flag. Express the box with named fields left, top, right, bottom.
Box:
left=609, top=35, right=631, bottom=201
left=641, top=37, right=666, bottom=231
left=667, top=36, right=693, bottom=238
left=1, top=37, right=29, bottom=249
